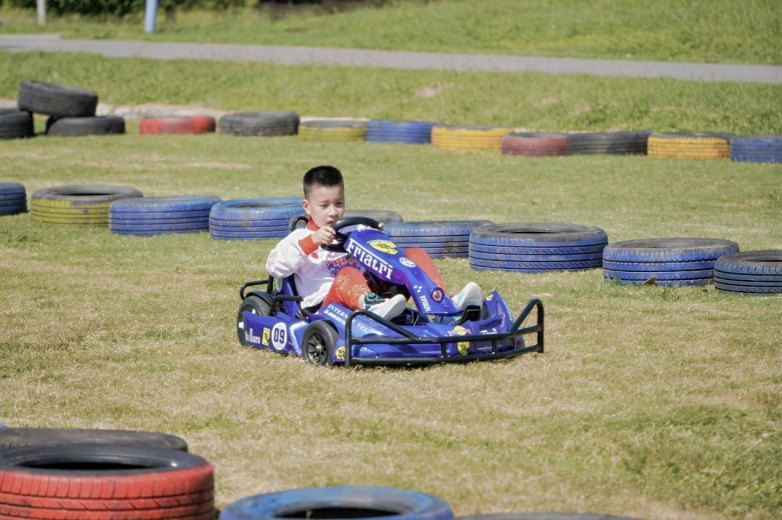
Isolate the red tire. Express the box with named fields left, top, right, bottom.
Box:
left=0, top=488, right=213, bottom=510
left=0, top=501, right=214, bottom=519
left=501, top=132, right=567, bottom=156
left=139, top=117, right=215, bottom=135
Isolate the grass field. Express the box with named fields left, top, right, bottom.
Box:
left=0, top=130, right=780, bottom=519
left=1, top=0, right=782, bottom=65
left=1, top=52, right=781, bottom=135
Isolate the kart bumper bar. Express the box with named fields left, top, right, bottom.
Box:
left=344, top=298, right=544, bottom=367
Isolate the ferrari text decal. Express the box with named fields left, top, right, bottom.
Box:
left=346, top=241, right=394, bottom=278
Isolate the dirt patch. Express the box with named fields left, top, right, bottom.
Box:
left=414, top=83, right=454, bottom=99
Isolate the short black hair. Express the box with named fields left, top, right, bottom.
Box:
left=303, top=165, right=343, bottom=197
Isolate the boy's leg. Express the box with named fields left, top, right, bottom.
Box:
left=322, top=266, right=368, bottom=310
left=404, top=248, right=446, bottom=290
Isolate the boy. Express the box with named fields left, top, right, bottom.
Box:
left=266, top=165, right=482, bottom=319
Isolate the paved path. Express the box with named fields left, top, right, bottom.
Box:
left=2, top=34, right=781, bottom=84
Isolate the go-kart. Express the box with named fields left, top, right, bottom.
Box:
left=236, top=217, right=544, bottom=366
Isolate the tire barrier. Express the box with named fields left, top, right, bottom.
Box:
left=299, top=119, right=368, bottom=141
left=0, top=109, right=34, bottom=140
left=0, top=444, right=214, bottom=520
left=0, top=182, right=27, bottom=217
left=219, top=111, right=299, bottom=136
left=0, top=428, right=188, bottom=452
left=714, top=250, right=782, bottom=294
left=566, top=131, right=651, bottom=155
left=469, top=223, right=608, bottom=273
left=17, top=80, right=99, bottom=118
left=289, top=209, right=404, bottom=231
left=209, top=198, right=303, bottom=241
left=139, top=116, right=216, bottom=135
left=648, top=132, right=733, bottom=160
left=366, top=120, right=439, bottom=145
left=46, top=116, right=126, bottom=137
left=432, top=124, right=513, bottom=151
left=602, top=237, right=740, bottom=286
left=31, top=185, right=143, bottom=226
left=501, top=132, right=568, bottom=157
left=730, top=135, right=782, bottom=164
left=110, top=196, right=222, bottom=236
left=385, top=220, right=492, bottom=259
left=218, top=486, right=453, bottom=520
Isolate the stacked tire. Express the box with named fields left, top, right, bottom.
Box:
left=209, top=198, right=302, bottom=240
left=730, top=135, right=782, bottom=163
left=469, top=223, right=608, bottom=273
left=385, top=221, right=492, bottom=259
left=0, top=444, right=214, bottom=520
left=140, top=116, right=216, bottom=135
left=714, top=250, right=782, bottom=294
left=648, top=132, right=733, bottom=160
left=566, top=131, right=651, bottom=155
left=31, top=186, right=143, bottom=226
left=0, top=427, right=188, bottom=452
left=432, top=124, right=512, bottom=151
left=110, top=196, right=221, bottom=236
left=0, top=109, right=34, bottom=140
left=18, top=80, right=125, bottom=137
left=0, top=182, right=27, bottom=216
left=299, top=119, right=368, bottom=141
left=219, top=111, right=299, bottom=136
left=602, top=238, right=740, bottom=286
left=502, top=132, right=567, bottom=157
left=366, top=120, right=439, bottom=145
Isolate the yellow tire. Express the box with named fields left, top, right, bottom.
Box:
left=299, top=120, right=367, bottom=142
left=648, top=133, right=732, bottom=160
left=30, top=185, right=142, bottom=226
left=431, top=125, right=512, bottom=151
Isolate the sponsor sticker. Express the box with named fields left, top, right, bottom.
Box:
left=368, top=240, right=398, bottom=255
left=336, top=346, right=346, bottom=361
left=448, top=326, right=470, bottom=356
left=262, top=328, right=271, bottom=346
left=246, top=328, right=261, bottom=345
left=419, top=295, right=432, bottom=312
left=399, top=257, right=416, bottom=268
left=271, top=323, right=287, bottom=351
left=431, top=289, right=444, bottom=302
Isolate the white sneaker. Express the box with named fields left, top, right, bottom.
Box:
left=452, top=282, right=483, bottom=309
left=364, top=294, right=407, bottom=319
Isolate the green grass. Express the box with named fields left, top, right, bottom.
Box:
left=2, top=52, right=781, bottom=134
left=2, top=0, right=782, bottom=64
left=0, top=132, right=781, bottom=519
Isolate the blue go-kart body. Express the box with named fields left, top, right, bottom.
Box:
left=236, top=218, right=544, bottom=366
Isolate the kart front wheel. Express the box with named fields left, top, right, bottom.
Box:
left=236, top=295, right=271, bottom=345
left=301, top=321, right=338, bottom=366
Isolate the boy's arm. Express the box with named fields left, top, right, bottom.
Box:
left=266, top=231, right=318, bottom=278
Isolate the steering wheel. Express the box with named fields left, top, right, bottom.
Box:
left=322, top=216, right=382, bottom=252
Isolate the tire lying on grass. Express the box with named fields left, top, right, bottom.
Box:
left=289, top=210, right=403, bottom=231
left=219, top=111, right=299, bottom=136
left=218, top=486, right=453, bottom=520
left=432, top=124, right=512, bottom=151
left=210, top=198, right=303, bottom=240
left=299, top=119, right=368, bottom=141
left=0, top=428, right=188, bottom=452
left=714, top=250, right=782, bottom=294
left=647, top=132, right=733, bottom=160
left=31, top=186, right=143, bottom=226
left=110, top=196, right=222, bottom=236
left=730, top=135, right=782, bottom=164
left=139, top=116, right=216, bottom=135
left=602, top=237, right=740, bottom=286
left=0, top=182, right=27, bottom=216
left=566, top=131, right=651, bottom=155
left=470, top=223, right=608, bottom=272
left=17, top=80, right=99, bottom=118
left=0, top=444, right=213, bottom=520
left=366, top=120, right=440, bottom=145
left=501, top=132, right=568, bottom=157
left=0, top=109, right=34, bottom=140
left=46, top=116, right=126, bottom=137
left=384, top=221, right=492, bottom=259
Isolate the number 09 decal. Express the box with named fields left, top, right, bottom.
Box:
left=271, top=323, right=287, bottom=351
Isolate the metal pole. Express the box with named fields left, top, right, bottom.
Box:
left=36, top=0, right=46, bottom=26
left=144, top=0, right=158, bottom=33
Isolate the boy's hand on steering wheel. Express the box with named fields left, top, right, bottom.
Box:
left=312, top=226, right=336, bottom=247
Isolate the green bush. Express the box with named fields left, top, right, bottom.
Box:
left=9, top=0, right=246, bottom=17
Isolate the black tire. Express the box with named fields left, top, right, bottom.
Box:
left=237, top=296, right=272, bottom=346
left=301, top=321, right=338, bottom=366
left=566, top=131, right=651, bottom=155
left=218, top=485, right=453, bottom=520
left=0, top=428, right=188, bottom=452
left=17, top=80, right=98, bottom=118
left=46, top=116, right=125, bottom=137
left=602, top=238, right=740, bottom=263
left=219, top=111, right=299, bottom=136
left=0, top=109, right=34, bottom=139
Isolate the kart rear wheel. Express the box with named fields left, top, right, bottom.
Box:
left=236, top=296, right=271, bottom=346
left=301, top=321, right=338, bottom=366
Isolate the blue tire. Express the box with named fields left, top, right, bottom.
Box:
left=472, top=251, right=603, bottom=263
left=366, top=120, right=440, bottom=144
left=604, top=268, right=713, bottom=282
left=110, top=217, right=210, bottom=226
left=110, top=222, right=209, bottom=232
left=602, top=238, right=739, bottom=263
left=0, top=182, right=25, bottom=196
left=210, top=229, right=289, bottom=240
left=110, top=209, right=212, bottom=221
left=110, top=196, right=221, bottom=213
left=210, top=199, right=302, bottom=221
left=218, top=486, right=453, bottom=520
left=730, top=135, right=782, bottom=163
left=0, top=202, right=27, bottom=216
left=602, top=259, right=719, bottom=272
left=713, top=250, right=782, bottom=293
left=471, top=258, right=602, bottom=271
left=471, top=223, right=608, bottom=248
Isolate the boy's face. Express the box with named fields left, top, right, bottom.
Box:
left=303, top=183, right=345, bottom=228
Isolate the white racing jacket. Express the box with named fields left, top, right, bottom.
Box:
left=265, top=223, right=358, bottom=308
